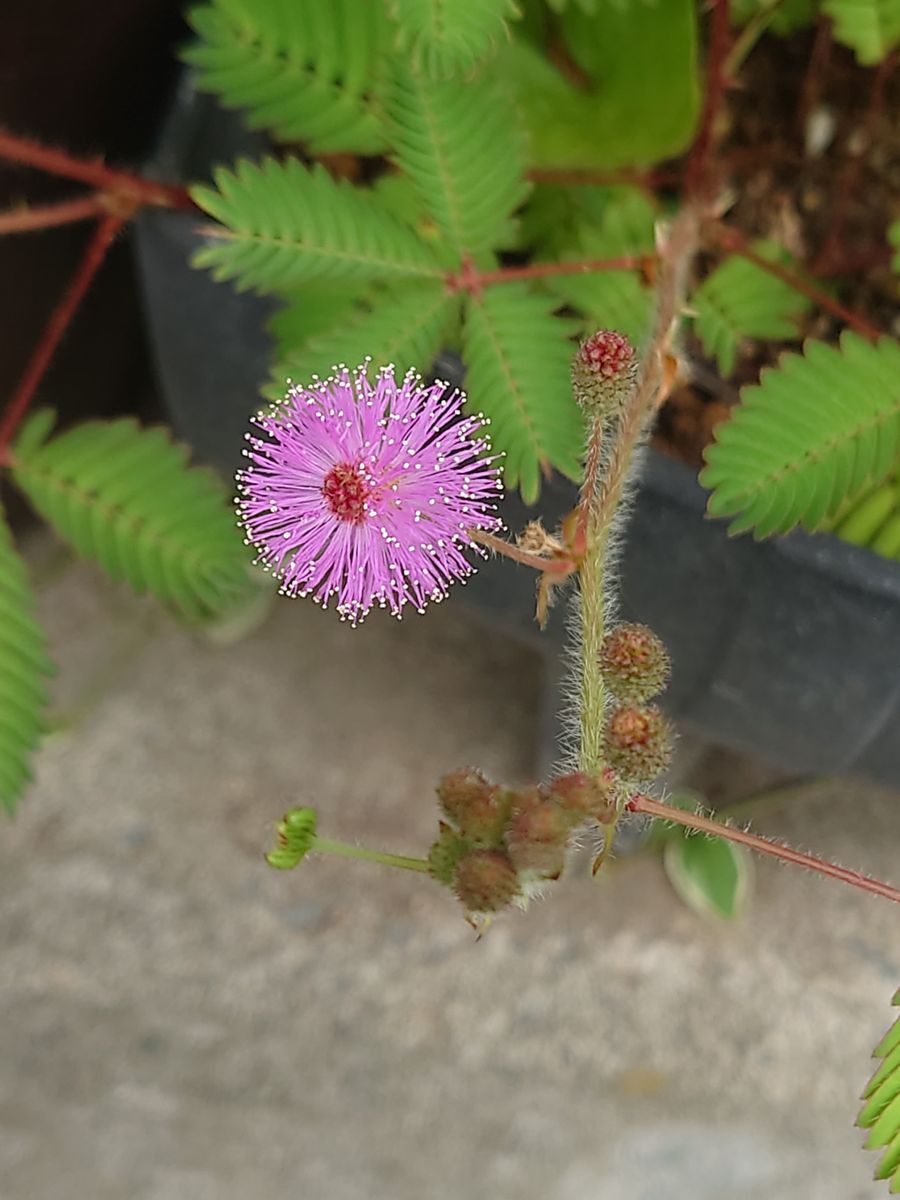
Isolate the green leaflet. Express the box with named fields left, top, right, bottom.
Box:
left=859, top=991, right=900, bottom=1189
left=663, top=829, right=751, bottom=920
left=701, top=333, right=900, bottom=537
left=387, top=0, right=518, bottom=77
left=384, top=62, right=531, bottom=265
left=503, top=0, right=699, bottom=169
left=191, top=158, right=443, bottom=294
left=267, top=282, right=460, bottom=399
left=183, top=0, right=389, bottom=153
left=12, top=413, right=259, bottom=624
left=822, top=0, right=900, bottom=64
left=462, top=284, right=584, bottom=502
left=267, top=282, right=366, bottom=359
left=691, top=243, right=812, bottom=376
left=0, top=507, right=54, bottom=815
left=540, top=187, right=658, bottom=349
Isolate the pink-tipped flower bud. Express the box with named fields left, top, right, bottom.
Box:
left=427, top=821, right=470, bottom=886
left=544, top=769, right=619, bottom=823
left=600, top=623, right=671, bottom=703
left=606, top=703, right=673, bottom=782
left=571, top=329, right=638, bottom=413
left=436, top=769, right=510, bottom=845
left=505, top=789, right=574, bottom=878
left=454, top=848, right=520, bottom=913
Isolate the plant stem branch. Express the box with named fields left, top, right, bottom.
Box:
left=0, top=129, right=196, bottom=211
left=711, top=223, right=882, bottom=339
left=577, top=415, right=608, bottom=776
left=311, top=837, right=430, bottom=874
left=0, top=213, right=126, bottom=455
left=627, top=793, right=900, bottom=905
left=723, top=0, right=786, bottom=77
left=0, top=194, right=108, bottom=235
left=447, top=255, right=650, bottom=293
left=469, top=528, right=573, bottom=574
left=684, top=0, right=732, bottom=202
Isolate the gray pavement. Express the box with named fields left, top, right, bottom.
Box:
left=1, top=551, right=898, bottom=1200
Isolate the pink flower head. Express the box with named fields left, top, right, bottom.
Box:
left=236, top=362, right=503, bottom=624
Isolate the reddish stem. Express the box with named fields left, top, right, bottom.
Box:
left=0, top=213, right=126, bottom=455
left=447, top=254, right=651, bottom=294
left=627, top=793, right=900, bottom=906
left=712, top=223, right=882, bottom=340
left=684, top=0, right=732, bottom=202
left=0, top=194, right=109, bottom=235
left=0, top=129, right=196, bottom=212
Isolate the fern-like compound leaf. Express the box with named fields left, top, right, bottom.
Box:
left=691, top=244, right=812, bottom=376
left=541, top=186, right=657, bottom=348
left=183, top=0, right=389, bottom=153
left=463, top=284, right=583, bottom=501
left=859, top=989, right=900, bottom=1188
left=388, top=0, right=517, bottom=77
left=266, top=282, right=460, bottom=399
left=822, top=0, right=900, bottom=64
left=12, top=414, right=258, bottom=624
left=191, top=158, right=443, bottom=294
left=385, top=63, right=530, bottom=264
left=701, top=333, right=900, bottom=538
left=0, top=508, right=54, bottom=815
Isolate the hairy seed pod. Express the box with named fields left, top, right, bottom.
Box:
left=427, top=821, right=470, bottom=886
left=600, top=623, right=671, bottom=702
left=544, top=769, right=619, bottom=823
left=505, top=793, right=572, bottom=878
left=266, top=807, right=318, bottom=870
left=436, top=769, right=509, bottom=844
left=571, top=329, right=638, bottom=414
left=606, top=704, right=673, bottom=782
left=454, top=848, right=520, bottom=913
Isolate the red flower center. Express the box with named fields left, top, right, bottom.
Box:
left=322, top=462, right=370, bottom=524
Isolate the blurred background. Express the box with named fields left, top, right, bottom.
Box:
left=1, top=3, right=899, bottom=1198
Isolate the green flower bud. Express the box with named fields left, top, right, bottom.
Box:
left=606, top=704, right=673, bottom=782
left=600, top=623, right=671, bottom=702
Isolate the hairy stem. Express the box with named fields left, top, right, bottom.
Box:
left=628, top=794, right=900, bottom=905
left=312, top=837, right=430, bottom=874
left=0, top=129, right=195, bottom=210
left=577, top=417, right=608, bottom=775
left=0, top=214, right=127, bottom=456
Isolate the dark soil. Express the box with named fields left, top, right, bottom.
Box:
left=653, top=25, right=900, bottom=469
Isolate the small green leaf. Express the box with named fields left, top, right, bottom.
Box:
left=822, top=0, right=900, bottom=64
left=663, top=828, right=751, bottom=920
left=0, top=506, right=54, bottom=815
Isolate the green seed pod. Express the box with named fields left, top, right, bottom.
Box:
left=427, top=822, right=470, bottom=886
left=266, top=807, right=317, bottom=869
left=600, top=623, right=671, bottom=703
left=835, top=484, right=899, bottom=546
left=454, top=848, right=520, bottom=913
left=606, top=704, right=673, bottom=782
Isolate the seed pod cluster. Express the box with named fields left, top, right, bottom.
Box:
left=429, top=768, right=622, bottom=917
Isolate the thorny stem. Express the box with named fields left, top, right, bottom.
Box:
left=0, top=194, right=108, bottom=235
left=311, top=836, right=430, bottom=874
left=0, top=213, right=127, bottom=456
left=712, top=223, right=883, bottom=339
left=0, top=129, right=195, bottom=211
left=627, top=793, right=900, bottom=906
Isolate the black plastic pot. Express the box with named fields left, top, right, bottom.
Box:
left=134, top=89, right=900, bottom=786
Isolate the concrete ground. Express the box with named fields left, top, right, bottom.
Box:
left=1, top=551, right=899, bottom=1200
